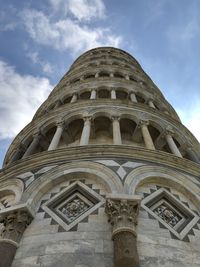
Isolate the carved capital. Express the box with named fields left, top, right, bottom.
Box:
left=0, top=206, right=33, bottom=244
left=105, top=195, right=141, bottom=237
left=139, top=120, right=149, bottom=127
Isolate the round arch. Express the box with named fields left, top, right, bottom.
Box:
left=124, top=165, right=200, bottom=206
left=22, top=161, right=123, bottom=210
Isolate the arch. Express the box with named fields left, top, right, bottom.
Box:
left=90, top=116, right=113, bottom=145
left=22, top=161, right=123, bottom=210
left=0, top=179, right=24, bottom=205
left=114, top=72, right=124, bottom=79
left=116, top=89, right=128, bottom=100
left=120, top=118, right=137, bottom=145
left=98, top=71, right=110, bottom=78
left=98, top=88, right=110, bottom=98
left=80, top=91, right=91, bottom=100
left=124, top=165, right=200, bottom=207
left=66, top=118, right=84, bottom=147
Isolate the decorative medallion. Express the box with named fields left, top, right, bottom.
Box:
left=141, top=188, right=199, bottom=240
left=42, top=181, right=105, bottom=231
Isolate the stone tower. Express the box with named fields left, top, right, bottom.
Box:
left=0, top=47, right=200, bottom=267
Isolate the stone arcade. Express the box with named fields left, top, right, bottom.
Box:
left=0, top=47, right=200, bottom=267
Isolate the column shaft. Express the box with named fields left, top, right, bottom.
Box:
left=113, top=232, right=139, bottom=267
left=165, top=134, right=182, bottom=157
left=22, top=134, right=40, bottom=158
left=141, top=123, right=155, bottom=150
left=186, top=148, right=200, bottom=163
left=80, top=118, right=91, bottom=145
left=90, top=89, right=96, bottom=99
left=148, top=100, right=156, bottom=108
left=130, top=92, right=137, bottom=103
left=71, top=94, right=77, bottom=103
left=111, top=89, right=117, bottom=99
left=48, top=124, right=64, bottom=151
left=0, top=241, right=17, bottom=267
left=9, top=148, right=24, bottom=164
left=113, top=118, right=122, bottom=144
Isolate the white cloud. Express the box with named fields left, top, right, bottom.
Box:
left=176, top=100, right=200, bottom=142
left=0, top=60, right=53, bottom=139
left=20, top=8, right=122, bottom=56
left=48, top=0, right=105, bottom=21
left=68, top=0, right=105, bottom=21
left=27, top=51, right=53, bottom=74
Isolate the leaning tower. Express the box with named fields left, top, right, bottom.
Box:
left=0, top=47, right=200, bottom=267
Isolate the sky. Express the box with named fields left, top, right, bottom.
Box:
left=0, top=0, right=200, bottom=167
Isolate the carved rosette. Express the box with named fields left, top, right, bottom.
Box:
left=105, top=196, right=141, bottom=237
left=0, top=210, right=33, bottom=243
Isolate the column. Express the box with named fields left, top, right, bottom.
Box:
left=22, top=132, right=40, bottom=158
left=95, top=72, right=99, bottom=78
left=105, top=195, right=141, bottom=267
left=111, top=89, right=117, bottom=99
left=165, top=131, right=182, bottom=157
left=130, top=91, right=137, bottom=103
left=110, top=73, right=114, bottom=78
left=186, top=147, right=200, bottom=163
left=90, top=89, right=96, bottom=100
left=80, top=117, right=91, bottom=145
left=8, top=146, right=25, bottom=164
left=140, top=121, right=155, bottom=150
left=125, top=74, right=130, bottom=80
left=148, top=99, right=156, bottom=109
left=0, top=207, right=33, bottom=267
left=112, top=117, right=122, bottom=144
left=71, top=93, right=78, bottom=103
left=48, top=122, right=64, bottom=151
left=55, top=99, right=62, bottom=108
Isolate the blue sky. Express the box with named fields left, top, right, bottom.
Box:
left=0, top=0, right=200, bottom=167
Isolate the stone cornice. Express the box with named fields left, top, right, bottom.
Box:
left=1, top=146, right=200, bottom=182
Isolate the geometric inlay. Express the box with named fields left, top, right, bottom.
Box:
left=141, top=188, right=199, bottom=241
left=42, top=181, right=105, bottom=231
left=94, top=159, right=144, bottom=180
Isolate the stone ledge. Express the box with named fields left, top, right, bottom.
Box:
left=1, top=146, right=200, bottom=182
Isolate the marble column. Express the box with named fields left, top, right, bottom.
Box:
left=111, top=89, right=117, bottom=99
left=140, top=121, right=155, bottom=150
left=22, top=132, right=41, bottom=158
left=48, top=122, right=64, bottom=151
left=55, top=99, right=62, bottom=108
left=165, top=131, right=182, bottom=157
left=71, top=93, right=78, bottom=103
left=125, top=74, right=130, bottom=80
left=9, top=146, right=25, bottom=164
left=0, top=207, right=33, bottom=267
left=90, top=89, right=96, bottom=100
left=148, top=99, right=156, bottom=109
left=130, top=92, right=137, bottom=103
left=95, top=73, right=99, bottom=78
left=80, top=117, right=91, bottom=145
left=105, top=195, right=141, bottom=267
left=186, top=146, right=199, bottom=163
left=112, top=117, right=122, bottom=145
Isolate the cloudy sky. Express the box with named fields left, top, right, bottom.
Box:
left=0, top=0, right=200, bottom=167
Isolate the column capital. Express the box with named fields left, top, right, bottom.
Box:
left=83, top=116, right=92, bottom=122
left=0, top=205, right=33, bottom=244
left=129, top=90, right=137, bottom=95
left=139, top=120, right=149, bottom=127
left=164, top=128, right=174, bottom=136
left=56, top=120, right=65, bottom=127
left=111, top=116, right=120, bottom=122
left=105, top=195, right=141, bottom=237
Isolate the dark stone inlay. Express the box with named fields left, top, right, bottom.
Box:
left=0, top=241, right=17, bottom=267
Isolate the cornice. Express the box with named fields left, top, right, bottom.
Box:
left=1, top=146, right=200, bottom=182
